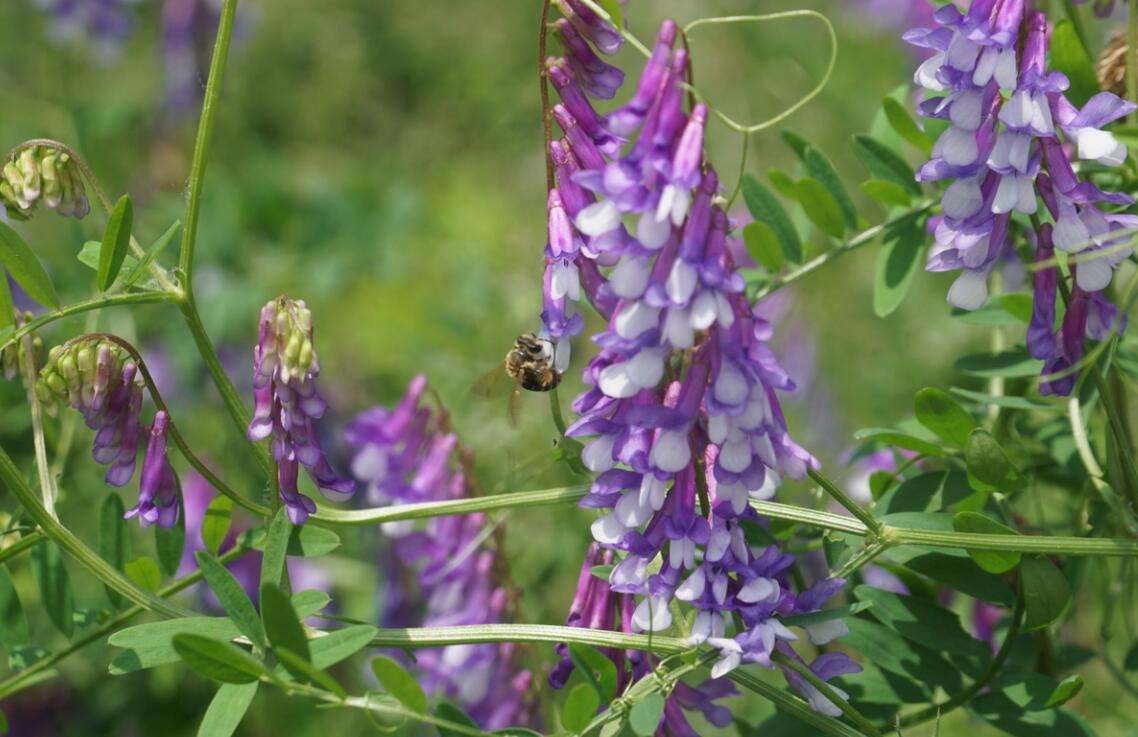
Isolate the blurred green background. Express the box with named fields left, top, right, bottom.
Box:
left=0, top=0, right=1134, bottom=735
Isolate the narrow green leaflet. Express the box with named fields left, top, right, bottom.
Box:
left=99, top=494, right=131, bottom=608
left=949, top=387, right=1058, bottom=412
left=0, top=220, right=59, bottom=308
left=781, top=601, right=873, bottom=628
left=172, top=633, right=265, bottom=684
left=767, top=167, right=798, bottom=199
left=435, top=702, right=479, bottom=737
left=875, top=470, right=976, bottom=514
left=569, top=643, right=619, bottom=702
left=98, top=194, right=133, bottom=291
left=881, top=96, right=932, bottom=155
left=371, top=655, right=428, bottom=714
left=1020, top=556, right=1071, bottom=631
left=873, top=211, right=926, bottom=317
left=914, top=388, right=975, bottom=447
left=309, top=624, right=377, bottom=669
left=78, top=241, right=139, bottom=276
left=123, top=220, right=180, bottom=287
left=1050, top=20, right=1098, bottom=107
left=292, top=589, right=332, bottom=620
left=854, top=586, right=989, bottom=665
left=154, top=495, right=186, bottom=576
left=108, top=617, right=241, bottom=674
left=201, top=496, right=233, bottom=555
left=0, top=566, right=28, bottom=649
left=795, top=141, right=857, bottom=228
left=277, top=648, right=345, bottom=697
left=562, top=683, right=600, bottom=733
left=741, top=174, right=801, bottom=263
left=853, top=427, right=945, bottom=456
left=197, top=682, right=258, bottom=737
left=743, top=221, right=785, bottom=272
left=628, top=692, right=665, bottom=736
left=260, top=508, right=291, bottom=588
left=124, top=556, right=163, bottom=592
left=795, top=177, right=846, bottom=238
left=196, top=551, right=266, bottom=651
left=903, top=552, right=1016, bottom=605
left=852, top=134, right=920, bottom=195
left=0, top=275, right=13, bottom=330
left=1044, top=675, right=1084, bottom=708
left=31, top=541, right=74, bottom=637
left=955, top=349, right=1042, bottom=378
left=953, top=512, right=1021, bottom=574
left=843, top=618, right=964, bottom=693
left=965, top=429, right=1018, bottom=489
left=260, top=583, right=310, bottom=673
left=860, top=179, right=912, bottom=208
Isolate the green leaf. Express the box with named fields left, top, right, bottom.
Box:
left=201, top=496, right=233, bottom=555
left=0, top=274, right=13, bottom=331
left=291, top=589, right=332, bottom=620
left=1125, top=641, right=1138, bottom=670
left=260, top=583, right=310, bottom=675
left=172, top=633, right=265, bottom=684
left=1050, top=20, right=1098, bottom=107
left=843, top=618, right=963, bottom=693
left=876, top=470, right=977, bottom=514
left=780, top=600, right=873, bottom=628
left=853, top=135, right=920, bottom=195
left=435, top=702, right=479, bottom=737
left=123, top=220, right=180, bottom=287
left=0, top=221, right=59, bottom=308
left=860, top=179, right=912, bottom=208
left=628, top=692, right=666, bottom=736
left=766, top=168, right=798, bottom=199
left=951, top=293, right=1032, bottom=326
left=31, top=542, right=73, bottom=637
left=260, top=509, right=291, bottom=588
left=971, top=691, right=1095, bottom=737
left=1044, top=675, right=1084, bottom=708
left=914, top=388, right=975, bottom=447
left=799, top=143, right=857, bottom=228
left=741, top=174, right=801, bottom=263
left=903, top=552, right=1016, bottom=605
left=965, top=429, right=1018, bottom=488
left=742, top=221, right=785, bottom=272
left=853, top=427, right=946, bottom=456
left=854, top=586, right=989, bottom=667
left=97, top=195, right=133, bottom=291
left=277, top=647, right=345, bottom=697
left=562, top=683, right=600, bottom=732
left=371, top=655, right=428, bottom=714
left=874, top=212, right=926, bottom=317
left=108, top=617, right=241, bottom=674
left=196, top=551, right=266, bottom=651
left=950, top=387, right=1058, bottom=412
left=99, top=494, right=131, bottom=608
left=154, top=494, right=186, bottom=576
left=953, top=512, right=1021, bottom=574
left=0, top=567, right=28, bottom=649
left=569, top=643, right=619, bottom=702
left=780, top=130, right=810, bottom=159
left=124, top=556, right=163, bottom=592
left=309, top=624, right=376, bottom=669
left=1020, top=556, right=1071, bottom=631
left=795, top=177, right=846, bottom=237
left=197, top=682, right=258, bottom=737
left=956, top=349, right=1042, bottom=378
left=882, top=97, right=932, bottom=155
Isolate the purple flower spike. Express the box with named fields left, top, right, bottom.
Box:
left=124, top=411, right=181, bottom=529
left=248, top=297, right=354, bottom=520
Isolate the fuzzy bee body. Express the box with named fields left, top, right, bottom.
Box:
left=504, top=333, right=561, bottom=392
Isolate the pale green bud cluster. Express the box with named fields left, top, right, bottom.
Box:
left=34, top=338, right=132, bottom=413
left=1, top=312, right=42, bottom=380
left=256, top=297, right=319, bottom=385
left=1, top=147, right=91, bottom=220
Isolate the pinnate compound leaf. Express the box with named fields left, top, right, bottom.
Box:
left=197, top=682, right=258, bottom=737
left=201, top=496, right=233, bottom=555
left=371, top=655, right=427, bottom=714
left=741, top=174, right=801, bottom=263
left=0, top=220, right=59, bottom=308
left=97, top=194, right=133, bottom=291
left=1020, top=556, right=1071, bottom=631
left=172, top=633, right=264, bottom=684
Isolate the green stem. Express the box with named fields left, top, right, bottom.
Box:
left=728, top=668, right=868, bottom=737
left=548, top=386, right=568, bottom=436
left=888, top=526, right=1138, bottom=556
left=364, top=622, right=686, bottom=653
left=834, top=539, right=890, bottom=578
left=895, top=592, right=1025, bottom=729
left=0, top=530, right=44, bottom=565
left=19, top=332, right=56, bottom=518
left=0, top=541, right=252, bottom=700
left=0, top=291, right=176, bottom=353
left=809, top=467, right=882, bottom=536
left=772, top=651, right=882, bottom=737
left=752, top=202, right=934, bottom=301
left=0, top=443, right=190, bottom=618
left=312, top=484, right=589, bottom=526
left=178, top=0, right=239, bottom=282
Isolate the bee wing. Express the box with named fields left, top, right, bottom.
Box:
left=470, top=363, right=514, bottom=399
left=507, top=387, right=522, bottom=429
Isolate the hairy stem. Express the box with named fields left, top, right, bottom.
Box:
left=0, top=530, right=44, bottom=565
left=538, top=0, right=554, bottom=191
left=809, top=467, right=882, bottom=536
left=19, top=332, right=56, bottom=518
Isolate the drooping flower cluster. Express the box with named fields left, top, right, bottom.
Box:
left=247, top=297, right=354, bottom=524
left=908, top=3, right=1137, bottom=395
left=539, top=13, right=852, bottom=696
left=1, top=146, right=90, bottom=220
left=346, top=376, right=533, bottom=730
left=35, top=338, right=180, bottom=526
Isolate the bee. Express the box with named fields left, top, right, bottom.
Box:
left=472, top=333, right=562, bottom=426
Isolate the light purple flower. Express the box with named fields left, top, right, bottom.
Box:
left=123, top=410, right=180, bottom=528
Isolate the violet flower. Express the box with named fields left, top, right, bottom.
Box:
left=538, top=18, right=849, bottom=713
left=33, top=0, right=135, bottom=58
left=347, top=376, right=533, bottom=730
left=247, top=297, right=353, bottom=524
left=124, top=410, right=180, bottom=527
left=162, top=0, right=223, bottom=116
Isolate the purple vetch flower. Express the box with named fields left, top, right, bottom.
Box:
left=555, top=0, right=624, bottom=56
left=123, top=411, right=180, bottom=527
left=777, top=647, right=863, bottom=717
left=347, top=376, right=534, bottom=730
left=161, top=0, right=224, bottom=117
left=247, top=297, right=353, bottom=524
left=32, top=0, right=136, bottom=58
left=908, top=4, right=1135, bottom=394
left=555, top=18, right=624, bottom=100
